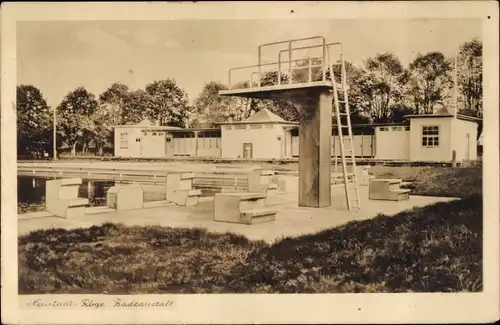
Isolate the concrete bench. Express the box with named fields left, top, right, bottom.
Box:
left=106, top=184, right=144, bottom=211
left=266, top=182, right=279, bottom=197
left=45, top=178, right=89, bottom=218
left=331, top=166, right=374, bottom=186
left=359, top=166, right=375, bottom=186
left=331, top=172, right=356, bottom=185
left=214, top=192, right=277, bottom=225
left=369, top=178, right=410, bottom=201
left=272, top=175, right=299, bottom=193
left=166, top=173, right=201, bottom=207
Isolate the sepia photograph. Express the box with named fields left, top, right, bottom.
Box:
left=2, top=1, right=499, bottom=324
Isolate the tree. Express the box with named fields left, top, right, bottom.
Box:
left=407, top=52, right=453, bottom=114
left=122, top=89, right=150, bottom=124
left=56, top=87, right=99, bottom=156
left=259, top=70, right=289, bottom=86
left=192, top=81, right=232, bottom=127
left=357, top=53, right=406, bottom=122
left=256, top=71, right=300, bottom=121
left=226, top=81, right=257, bottom=121
left=457, top=38, right=482, bottom=118
left=144, top=79, right=192, bottom=128
left=98, top=83, right=130, bottom=126
left=322, top=60, right=372, bottom=124
left=88, top=105, right=113, bottom=156
left=16, top=85, right=52, bottom=158
left=388, top=103, right=414, bottom=123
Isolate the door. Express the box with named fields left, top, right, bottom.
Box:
left=165, top=135, right=173, bottom=156
left=465, top=133, right=470, bottom=160
left=242, top=143, right=253, bottom=159
left=277, top=135, right=284, bottom=158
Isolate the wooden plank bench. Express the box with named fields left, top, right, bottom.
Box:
left=214, top=192, right=277, bottom=225
left=45, top=178, right=89, bottom=218
left=369, top=178, right=411, bottom=201
left=193, top=168, right=272, bottom=195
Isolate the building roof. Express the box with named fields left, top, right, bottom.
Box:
left=137, top=118, right=155, bottom=126
left=114, top=118, right=184, bottom=130
left=245, top=109, right=285, bottom=123
left=287, top=122, right=409, bottom=130
left=217, top=108, right=299, bottom=125
left=167, top=128, right=221, bottom=133
left=403, top=107, right=482, bottom=123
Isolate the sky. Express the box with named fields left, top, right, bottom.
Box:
left=17, top=19, right=481, bottom=107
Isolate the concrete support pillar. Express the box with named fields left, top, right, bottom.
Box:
left=296, top=90, right=332, bottom=208
left=220, top=82, right=334, bottom=208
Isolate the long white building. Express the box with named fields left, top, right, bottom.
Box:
left=113, top=107, right=481, bottom=162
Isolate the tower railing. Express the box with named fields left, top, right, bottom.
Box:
left=226, top=37, right=344, bottom=90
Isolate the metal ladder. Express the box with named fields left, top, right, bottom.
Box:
left=327, top=46, right=361, bottom=211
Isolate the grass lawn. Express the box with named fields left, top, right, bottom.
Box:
left=18, top=166, right=482, bottom=294
left=369, top=166, right=482, bottom=198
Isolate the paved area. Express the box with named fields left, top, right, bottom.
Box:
left=18, top=185, right=458, bottom=243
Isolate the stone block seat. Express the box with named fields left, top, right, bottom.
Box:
left=266, top=182, right=279, bottom=197
left=166, top=173, right=201, bottom=207
left=369, top=178, right=411, bottom=201
left=359, top=166, right=376, bottom=186
left=332, top=166, right=375, bottom=186
left=272, top=175, right=299, bottom=193
left=45, top=178, right=89, bottom=218
left=214, top=192, right=277, bottom=225
left=331, top=172, right=356, bottom=185
left=106, top=184, right=144, bottom=211
left=260, top=169, right=279, bottom=197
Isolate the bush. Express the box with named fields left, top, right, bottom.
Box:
left=370, top=166, right=482, bottom=198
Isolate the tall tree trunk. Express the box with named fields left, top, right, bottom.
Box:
left=71, top=141, right=77, bottom=156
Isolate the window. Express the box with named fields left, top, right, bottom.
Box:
left=234, top=125, right=247, bottom=130
left=421, top=125, right=440, bottom=147
left=152, top=132, right=157, bottom=136
left=250, top=124, right=263, bottom=129
left=136, top=138, right=141, bottom=142
left=265, top=124, right=274, bottom=129
left=379, top=127, right=389, bottom=132
left=158, top=132, right=164, bottom=136
left=405, top=126, right=410, bottom=131
left=120, top=132, right=129, bottom=148
left=277, top=136, right=282, bottom=141
left=223, top=125, right=232, bottom=130
left=392, top=126, right=402, bottom=132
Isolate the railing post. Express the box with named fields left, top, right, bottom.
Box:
left=322, top=38, right=326, bottom=82
left=258, top=46, right=262, bottom=87
left=308, top=58, right=312, bottom=83
left=228, top=70, right=232, bottom=89
left=288, top=41, right=292, bottom=84
left=278, top=52, right=281, bottom=86
left=340, top=54, right=346, bottom=85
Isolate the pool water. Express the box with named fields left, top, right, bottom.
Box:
left=17, top=176, right=115, bottom=214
